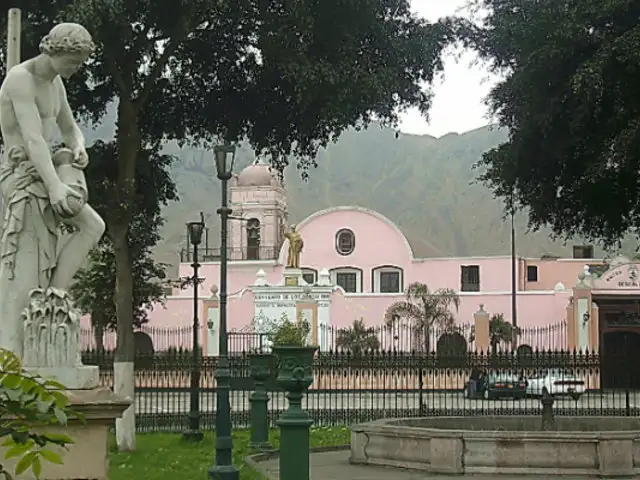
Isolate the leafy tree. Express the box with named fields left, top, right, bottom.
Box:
left=2, top=0, right=453, bottom=449
left=385, top=282, right=460, bottom=352
left=469, top=313, right=521, bottom=352
left=70, top=141, right=176, bottom=351
left=460, top=0, right=640, bottom=244
left=0, top=350, right=76, bottom=479
left=336, top=318, right=381, bottom=354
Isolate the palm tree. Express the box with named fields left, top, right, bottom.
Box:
left=384, top=282, right=460, bottom=352
left=336, top=318, right=381, bottom=354
left=489, top=313, right=520, bottom=352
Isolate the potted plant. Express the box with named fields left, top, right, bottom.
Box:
left=268, top=313, right=317, bottom=393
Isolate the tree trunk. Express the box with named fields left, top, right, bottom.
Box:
left=113, top=99, right=140, bottom=452
left=91, top=311, right=105, bottom=352
left=113, top=226, right=136, bottom=451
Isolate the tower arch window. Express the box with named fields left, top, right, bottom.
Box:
left=247, top=218, right=260, bottom=260
left=335, top=229, right=355, bottom=256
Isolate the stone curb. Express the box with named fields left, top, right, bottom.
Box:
left=245, top=445, right=350, bottom=479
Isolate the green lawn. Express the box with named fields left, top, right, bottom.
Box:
left=109, top=426, right=350, bottom=480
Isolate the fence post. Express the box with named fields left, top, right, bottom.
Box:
left=249, top=353, right=274, bottom=450
left=474, top=304, right=490, bottom=352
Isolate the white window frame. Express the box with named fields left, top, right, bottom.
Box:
left=301, top=268, right=317, bottom=285
left=373, top=266, right=403, bottom=293
left=330, top=268, right=362, bottom=293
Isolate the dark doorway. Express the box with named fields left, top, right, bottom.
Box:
left=601, top=331, right=640, bottom=389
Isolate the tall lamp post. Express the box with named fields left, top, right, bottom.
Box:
left=209, top=144, right=239, bottom=480
left=184, top=219, right=205, bottom=442
left=511, top=209, right=518, bottom=348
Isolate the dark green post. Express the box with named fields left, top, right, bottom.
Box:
left=273, top=345, right=317, bottom=480
left=249, top=353, right=274, bottom=450
left=183, top=220, right=205, bottom=442
left=209, top=144, right=240, bottom=480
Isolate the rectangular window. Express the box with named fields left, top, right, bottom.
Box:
left=379, top=271, right=401, bottom=293
left=527, top=265, right=538, bottom=282
left=460, top=265, right=480, bottom=292
left=573, top=245, right=594, bottom=259
left=302, top=272, right=316, bottom=285
left=336, top=272, right=357, bottom=293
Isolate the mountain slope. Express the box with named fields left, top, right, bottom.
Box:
left=155, top=123, right=595, bottom=269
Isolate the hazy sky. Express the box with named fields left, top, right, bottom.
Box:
left=400, top=0, right=500, bottom=138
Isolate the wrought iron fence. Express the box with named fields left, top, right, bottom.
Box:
left=80, top=326, right=268, bottom=353
left=81, top=349, right=636, bottom=433
left=81, top=320, right=567, bottom=354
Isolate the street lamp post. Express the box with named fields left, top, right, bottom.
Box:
left=208, top=144, right=239, bottom=480
left=184, top=219, right=205, bottom=442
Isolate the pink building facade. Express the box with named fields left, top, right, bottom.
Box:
left=90, top=162, right=635, bottom=356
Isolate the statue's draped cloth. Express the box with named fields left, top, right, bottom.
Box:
left=0, top=145, right=58, bottom=287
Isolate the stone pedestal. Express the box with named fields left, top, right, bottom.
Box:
left=283, top=267, right=303, bottom=286
left=21, top=287, right=99, bottom=389
left=252, top=270, right=333, bottom=351
left=0, top=388, right=131, bottom=480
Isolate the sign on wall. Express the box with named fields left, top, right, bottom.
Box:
left=254, top=292, right=331, bottom=308
left=596, top=264, right=640, bottom=289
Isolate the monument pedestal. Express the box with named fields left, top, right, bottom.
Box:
left=283, top=267, right=304, bottom=287
left=0, top=388, right=131, bottom=480
left=23, top=365, right=100, bottom=390
left=7, top=288, right=132, bottom=478
left=252, top=268, right=334, bottom=351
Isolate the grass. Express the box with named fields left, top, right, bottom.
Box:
left=108, top=426, right=350, bottom=480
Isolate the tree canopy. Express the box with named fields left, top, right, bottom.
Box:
left=70, top=142, right=176, bottom=346
left=464, top=0, right=640, bottom=244
left=1, top=0, right=456, bottom=449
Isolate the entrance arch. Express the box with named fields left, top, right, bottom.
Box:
left=601, top=330, right=640, bottom=389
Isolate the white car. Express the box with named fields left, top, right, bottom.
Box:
left=525, top=368, right=586, bottom=400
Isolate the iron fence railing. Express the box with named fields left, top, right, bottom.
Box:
left=179, top=246, right=280, bottom=262
left=80, top=320, right=567, bottom=354
left=81, top=349, right=637, bottom=433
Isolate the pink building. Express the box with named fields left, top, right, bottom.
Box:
left=91, top=162, right=640, bottom=368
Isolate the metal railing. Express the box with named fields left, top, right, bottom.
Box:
left=80, top=348, right=637, bottom=433
left=179, top=245, right=280, bottom=262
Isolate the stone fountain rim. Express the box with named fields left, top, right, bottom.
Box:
left=351, top=416, right=640, bottom=440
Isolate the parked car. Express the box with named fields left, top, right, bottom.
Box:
left=525, top=368, right=585, bottom=400
left=464, top=371, right=527, bottom=400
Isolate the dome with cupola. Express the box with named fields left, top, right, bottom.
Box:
left=236, top=158, right=279, bottom=187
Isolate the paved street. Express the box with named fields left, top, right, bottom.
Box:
left=256, top=450, right=590, bottom=479
left=134, top=390, right=640, bottom=414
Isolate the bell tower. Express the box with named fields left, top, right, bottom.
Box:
left=228, top=158, right=287, bottom=261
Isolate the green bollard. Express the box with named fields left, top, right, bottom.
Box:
left=272, top=345, right=317, bottom=480
left=278, top=389, right=313, bottom=479
left=248, top=353, right=274, bottom=450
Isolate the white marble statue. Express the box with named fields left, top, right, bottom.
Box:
left=0, top=23, right=105, bottom=361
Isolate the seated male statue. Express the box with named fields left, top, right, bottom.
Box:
left=0, top=23, right=105, bottom=356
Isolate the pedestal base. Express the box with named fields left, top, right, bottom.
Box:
left=24, top=365, right=100, bottom=390
left=183, top=429, right=204, bottom=442
left=207, top=464, right=240, bottom=480
left=283, top=268, right=304, bottom=286
left=0, top=387, right=130, bottom=479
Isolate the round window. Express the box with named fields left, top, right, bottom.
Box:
left=335, top=229, right=355, bottom=255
